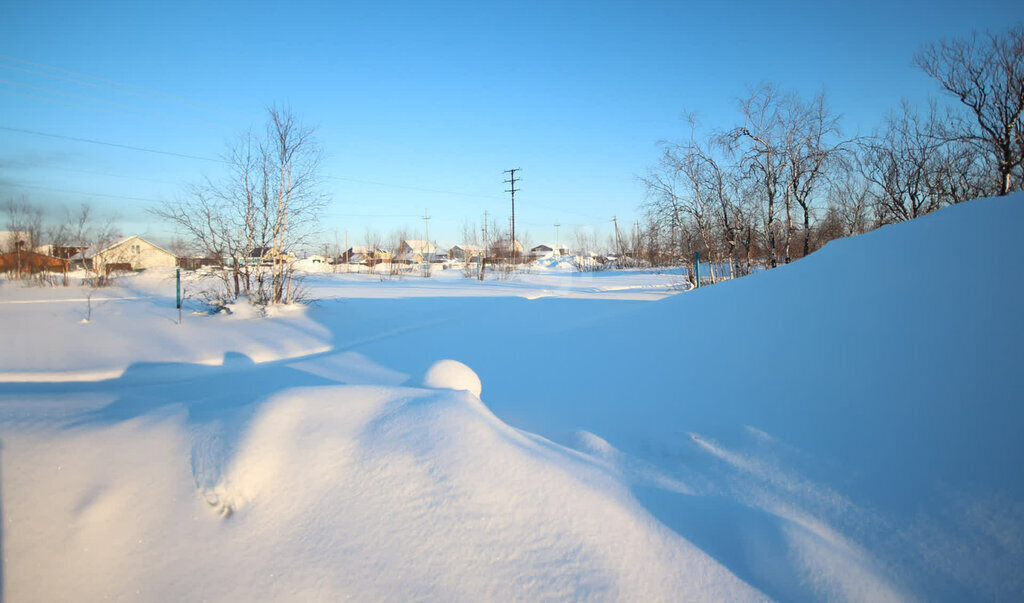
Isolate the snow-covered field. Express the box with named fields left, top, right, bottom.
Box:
left=1, top=194, right=1022, bottom=601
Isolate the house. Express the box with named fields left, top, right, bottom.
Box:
left=178, top=256, right=224, bottom=270
left=0, top=250, right=68, bottom=275
left=34, top=244, right=85, bottom=259
left=90, top=236, right=178, bottom=273
left=0, top=231, right=31, bottom=253
left=343, top=246, right=391, bottom=265
left=489, top=237, right=524, bottom=259
left=397, top=240, right=436, bottom=263
left=530, top=243, right=569, bottom=258
left=247, top=247, right=296, bottom=265
left=449, top=244, right=484, bottom=262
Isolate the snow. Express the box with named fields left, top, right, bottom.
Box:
left=418, top=359, right=483, bottom=397
left=1, top=194, right=1022, bottom=600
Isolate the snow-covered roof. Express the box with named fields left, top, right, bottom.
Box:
left=96, top=235, right=177, bottom=258
left=493, top=238, right=524, bottom=251
left=401, top=240, right=436, bottom=253
left=403, top=240, right=436, bottom=252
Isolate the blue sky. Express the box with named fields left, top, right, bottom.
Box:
left=1, top=0, right=1020, bottom=250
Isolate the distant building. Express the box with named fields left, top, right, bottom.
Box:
left=489, top=237, right=524, bottom=259
left=177, top=256, right=224, bottom=270
left=343, top=246, right=391, bottom=265
left=88, top=236, right=178, bottom=273
left=0, top=250, right=68, bottom=275
left=246, top=247, right=296, bottom=265
left=397, top=240, right=437, bottom=263
left=530, top=243, right=568, bottom=258
left=34, top=244, right=85, bottom=259
left=449, top=244, right=484, bottom=262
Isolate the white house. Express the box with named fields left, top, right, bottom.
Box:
left=90, top=236, right=178, bottom=273
left=397, top=240, right=437, bottom=263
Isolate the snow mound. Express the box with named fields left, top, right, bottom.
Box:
left=292, top=258, right=334, bottom=272
left=2, top=382, right=761, bottom=600
left=532, top=256, right=577, bottom=271
left=492, top=194, right=1024, bottom=600
left=419, top=359, right=482, bottom=397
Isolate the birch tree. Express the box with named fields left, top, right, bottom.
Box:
left=916, top=24, right=1024, bottom=195
left=154, top=106, right=326, bottom=305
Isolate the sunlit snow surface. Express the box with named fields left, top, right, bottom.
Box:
left=1, top=194, right=1022, bottom=600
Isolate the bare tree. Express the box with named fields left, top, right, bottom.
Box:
left=361, top=228, right=383, bottom=270
left=916, top=24, right=1024, bottom=195
left=47, top=203, right=120, bottom=284
left=826, top=172, right=874, bottom=238
left=2, top=196, right=43, bottom=252
left=723, top=83, right=791, bottom=268
left=153, top=106, right=327, bottom=305
left=461, top=219, right=479, bottom=247
left=384, top=227, right=408, bottom=279
left=859, top=100, right=983, bottom=223
left=780, top=92, right=846, bottom=259
left=642, top=116, right=741, bottom=280
left=264, top=107, right=325, bottom=303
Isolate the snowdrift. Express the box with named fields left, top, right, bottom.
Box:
left=474, top=194, right=1024, bottom=600
left=1, top=360, right=758, bottom=600
left=1, top=194, right=1022, bottom=601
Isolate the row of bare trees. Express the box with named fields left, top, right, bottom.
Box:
left=639, top=24, right=1023, bottom=279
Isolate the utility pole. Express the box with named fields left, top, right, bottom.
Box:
left=482, top=210, right=489, bottom=256
left=422, top=208, right=431, bottom=275
left=503, top=168, right=520, bottom=263
left=423, top=208, right=431, bottom=250
left=554, top=220, right=561, bottom=253
left=612, top=215, right=620, bottom=256
left=481, top=210, right=489, bottom=281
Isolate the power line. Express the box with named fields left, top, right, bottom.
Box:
left=0, top=126, right=513, bottom=201
left=0, top=182, right=166, bottom=203
left=323, top=174, right=502, bottom=200
left=0, top=88, right=215, bottom=132
left=0, top=54, right=245, bottom=117
left=0, top=78, right=221, bottom=128
left=43, top=167, right=182, bottom=186
left=2, top=126, right=610, bottom=225
left=0, top=125, right=225, bottom=163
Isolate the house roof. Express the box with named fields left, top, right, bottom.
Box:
left=401, top=240, right=436, bottom=253
left=0, top=250, right=68, bottom=264
left=451, top=244, right=484, bottom=252
left=493, top=238, right=524, bottom=250
left=96, top=235, right=177, bottom=258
